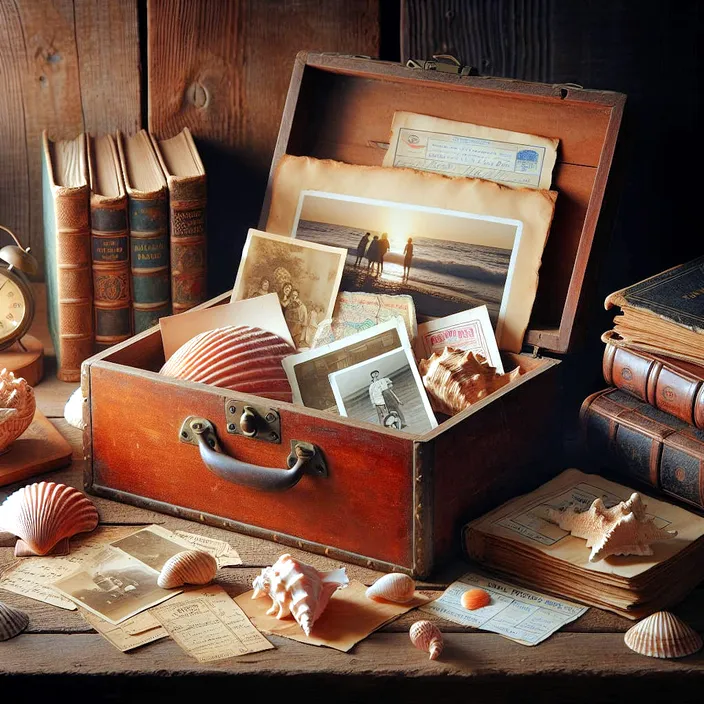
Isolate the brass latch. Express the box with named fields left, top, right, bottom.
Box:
left=224, top=399, right=281, bottom=444
left=406, top=54, right=477, bottom=76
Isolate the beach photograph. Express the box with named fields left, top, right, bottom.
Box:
left=292, top=192, right=520, bottom=324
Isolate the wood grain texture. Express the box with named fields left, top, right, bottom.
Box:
left=147, top=0, right=381, bottom=296
left=0, top=0, right=140, bottom=277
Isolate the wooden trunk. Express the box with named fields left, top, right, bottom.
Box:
left=84, top=53, right=625, bottom=577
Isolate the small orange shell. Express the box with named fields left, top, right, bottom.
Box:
left=409, top=619, right=443, bottom=660
left=157, top=550, right=218, bottom=589
left=461, top=588, right=491, bottom=611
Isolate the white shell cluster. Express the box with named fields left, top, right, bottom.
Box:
left=624, top=611, right=702, bottom=659
left=252, top=553, right=348, bottom=636
left=0, top=368, right=36, bottom=453
left=0, top=481, right=99, bottom=556
left=157, top=550, right=218, bottom=589
left=365, top=573, right=416, bottom=603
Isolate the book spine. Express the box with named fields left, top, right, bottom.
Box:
left=580, top=389, right=704, bottom=510
left=91, top=198, right=131, bottom=349
left=603, top=343, right=704, bottom=428
left=169, top=176, right=207, bottom=314
left=129, top=192, right=171, bottom=333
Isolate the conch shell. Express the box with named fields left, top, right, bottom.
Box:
left=0, top=369, right=36, bottom=453
left=159, top=325, right=294, bottom=402
left=0, top=482, right=99, bottom=556
left=418, top=348, right=521, bottom=416
left=409, top=619, right=443, bottom=660
left=624, top=611, right=702, bottom=659
left=252, top=553, right=348, bottom=636
left=0, top=601, right=29, bottom=641
left=545, top=492, right=677, bottom=562
left=157, top=550, right=218, bottom=589
left=365, top=573, right=416, bottom=604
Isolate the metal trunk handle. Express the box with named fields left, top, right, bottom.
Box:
left=178, top=416, right=327, bottom=492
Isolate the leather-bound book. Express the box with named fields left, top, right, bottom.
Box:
left=604, top=256, right=704, bottom=365
left=116, top=130, right=170, bottom=333
left=580, top=388, right=704, bottom=511
left=603, top=340, right=704, bottom=428
left=41, top=131, right=93, bottom=381
left=151, top=128, right=207, bottom=314
left=87, top=134, right=132, bottom=350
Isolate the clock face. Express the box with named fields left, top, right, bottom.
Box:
left=0, top=273, right=28, bottom=344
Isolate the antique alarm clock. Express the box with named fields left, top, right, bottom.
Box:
left=0, top=225, right=43, bottom=385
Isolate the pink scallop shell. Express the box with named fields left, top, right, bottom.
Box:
left=159, top=325, right=294, bottom=402
left=0, top=482, right=99, bottom=556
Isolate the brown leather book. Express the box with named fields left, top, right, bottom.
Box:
left=150, top=128, right=207, bottom=314
left=603, top=338, right=704, bottom=428
left=41, top=131, right=94, bottom=381
left=87, top=134, right=132, bottom=350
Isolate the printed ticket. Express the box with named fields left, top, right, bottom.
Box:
left=420, top=571, right=587, bottom=645
left=384, top=111, right=558, bottom=190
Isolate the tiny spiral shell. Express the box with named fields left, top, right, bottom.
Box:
left=0, top=482, right=99, bottom=556
left=409, top=620, right=443, bottom=660
left=365, top=573, right=416, bottom=604
left=461, top=588, right=491, bottom=611
left=157, top=550, right=218, bottom=589
left=0, top=601, right=29, bottom=641
left=624, top=611, right=703, bottom=659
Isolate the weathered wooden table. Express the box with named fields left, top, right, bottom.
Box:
left=1, top=309, right=703, bottom=702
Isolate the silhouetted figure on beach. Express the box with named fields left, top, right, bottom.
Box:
left=378, top=233, right=390, bottom=275
left=366, top=235, right=380, bottom=275
left=355, top=232, right=370, bottom=267
left=403, top=238, right=414, bottom=280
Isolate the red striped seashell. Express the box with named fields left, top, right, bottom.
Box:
left=159, top=325, right=294, bottom=402
left=0, top=482, right=99, bottom=556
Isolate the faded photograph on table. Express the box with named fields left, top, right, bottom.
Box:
left=111, top=526, right=193, bottom=572
left=292, top=191, right=521, bottom=326
left=329, top=347, right=437, bottom=434
left=232, top=229, right=346, bottom=349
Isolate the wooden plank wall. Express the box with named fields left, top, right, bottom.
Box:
left=147, top=0, right=382, bottom=296
left=0, top=0, right=141, bottom=275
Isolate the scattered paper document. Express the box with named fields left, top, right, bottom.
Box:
left=173, top=531, right=243, bottom=568
left=82, top=610, right=168, bottom=652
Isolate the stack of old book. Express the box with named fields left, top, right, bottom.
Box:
left=42, top=128, right=207, bottom=381
left=580, top=256, right=704, bottom=513
left=464, top=468, right=704, bottom=619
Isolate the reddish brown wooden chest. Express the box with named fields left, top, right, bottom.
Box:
left=83, top=53, right=625, bottom=577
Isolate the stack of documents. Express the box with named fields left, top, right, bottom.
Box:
left=464, top=469, right=704, bottom=619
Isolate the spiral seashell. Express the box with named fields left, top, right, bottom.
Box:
left=418, top=348, right=521, bottom=416
left=0, top=482, right=99, bottom=556
left=0, top=369, right=36, bottom=453
left=0, top=601, right=29, bottom=641
left=365, top=573, right=416, bottom=604
left=409, top=619, right=443, bottom=660
left=624, top=611, right=702, bottom=659
left=252, top=553, right=348, bottom=636
left=157, top=550, right=218, bottom=589
left=160, top=325, right=294, bottom=402
left=461, top=588, right=491, bottom=611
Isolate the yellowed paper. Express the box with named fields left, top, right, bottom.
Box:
left=173, top=531, right=243, bottom=568
left=383, top=111, right=559, bottom=190
left=159, top=292, right=294, bottom=359
left=151, top=585, right=274, bottom=662
left=266, top=156, right=556, bottom=352
left=120, top=610, right=163, bottom=636
left=82, top=610, right=168, bottom=652
left=420, top=571, right=586, bottom=646
left=467, top=469, right=704, bottom=579
left=235, top=580, right=430, bottom=652
left=0, top=527, right=139, bottom=610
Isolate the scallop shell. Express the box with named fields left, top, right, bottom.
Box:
left=159, top=325, right=294, bottom=402
left=461, top=588, right=491, bottom=610
left=0, top=601, right=29, bottom=641
left=0, top=369, right=36, bottom=453
left=0, top=482, right=99, bottom=556
left=252, top=553, right=348, bottom=636
left=409, top=619, right=443, bottom=660
left=365, top=573, right=416, bottom=603
left=418, top=348, right=521, bottom=416
left=624, top=611, right=702, bottom=659
left=546, top=492, right=677, bottom=562
left=157, top=549, right=218, bottom=589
